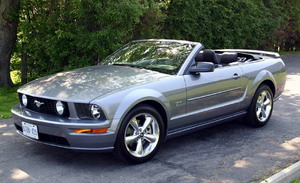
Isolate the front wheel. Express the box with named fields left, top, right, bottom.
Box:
left=245, top=84, right=274, bottom=127
left=114, top=105, right=165, bottom=164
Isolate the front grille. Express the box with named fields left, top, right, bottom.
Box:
left=19, top=94, right=69, bottom=117
left=26, top=95, right=56, bottom=115
left=15, top=124, right=70, bottom=146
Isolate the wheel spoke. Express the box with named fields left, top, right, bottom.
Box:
left=124, top=113, right=160, bottom=158
left=142, top=116, right=153, bottom=132
left=136, top=138, right=144, bottom=155
left=256, top=107, right=262, bottom=117
left=254, top=90, right=273, bottom=123
left=257, top=96, right=262, bottom=103
left=144, top=134, right=158, bottom=143
left=125, top=135, right=138, bottom=145
left=264, top=99, right=271, bottom=106
left=261, top=91, right=266, bottom=99
left=262, top=109, right=266, bottom=118
left=130, top=118, right=139, bottom=132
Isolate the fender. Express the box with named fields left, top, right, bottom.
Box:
left=250, top=70, right=276, bottom=98
left=109, top=89, right=171, bottom=133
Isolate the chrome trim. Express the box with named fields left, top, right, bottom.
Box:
left=34, top=100, right=44, bottom=108
left=188, top=87, right=242, bottom=102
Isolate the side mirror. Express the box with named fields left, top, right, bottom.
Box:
left=189, top=62, right=215, bottom=74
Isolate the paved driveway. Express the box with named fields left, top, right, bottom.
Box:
left=0, top=55, right=299, bottom=183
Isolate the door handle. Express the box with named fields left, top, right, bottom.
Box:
left=232, top=73, right=241, bottom=79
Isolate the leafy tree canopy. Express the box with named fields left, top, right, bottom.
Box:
left=9, top=0, right=300, bottom=83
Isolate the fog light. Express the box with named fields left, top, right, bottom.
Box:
left=73, top=128, right=108, bottom=133
left=21, top=94, right=28, bottom=107
left=55, top=101, right=65, bottom=115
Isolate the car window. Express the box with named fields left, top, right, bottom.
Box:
left=102, top=41, right=195, bottom=75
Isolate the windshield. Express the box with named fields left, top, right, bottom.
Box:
left=102, top=41, right=195, bottom=75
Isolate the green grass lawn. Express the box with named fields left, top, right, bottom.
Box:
left=291, top=179, right=300, bottom=183
left=0, top=87, right=19, bottom=119
left=0, top=71, right=20, bottom=119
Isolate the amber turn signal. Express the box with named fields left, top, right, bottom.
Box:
left=73, top=128, right=108, bottom=133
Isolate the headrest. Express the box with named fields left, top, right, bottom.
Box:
left=200, top=50, right=219, bottom=64
left=195, top=52, right=203, bottom=62
left=220, top=53, right=238, bottom=64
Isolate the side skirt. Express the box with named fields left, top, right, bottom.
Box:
left=166, top=111, right=247, bottom=140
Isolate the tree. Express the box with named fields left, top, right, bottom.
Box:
left=6, top=0, right=300, bottom=85
left=0, top=0, right=20, bottom=87
left=15, top=0, right=145, bottom=81
left=163, top=0, right=280, bottom=49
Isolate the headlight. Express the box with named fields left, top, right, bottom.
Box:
left=90, top=104, right=101, bottom=119
left=74, top=103, right=106, bottom=120
left=21, top=94, right=28, bottom=107
left=55, top=101, right=65, bottom=115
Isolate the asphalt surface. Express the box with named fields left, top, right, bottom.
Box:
left=0, top=54, right=300, bottom=183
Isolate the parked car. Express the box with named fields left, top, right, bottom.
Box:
left=12, top=39, right=286, bottom=163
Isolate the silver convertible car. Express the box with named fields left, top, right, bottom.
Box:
left=12, top=39, right=286, bottom=163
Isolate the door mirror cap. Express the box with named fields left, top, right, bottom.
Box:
left=189, top=62, right=215, bottom=74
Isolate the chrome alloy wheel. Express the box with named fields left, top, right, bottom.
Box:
left=256, top=90, right=272, bottom=122
left=124, top=113, right=160, bottom=158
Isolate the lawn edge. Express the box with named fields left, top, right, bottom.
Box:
left=261, top=160, right=300, bottom=183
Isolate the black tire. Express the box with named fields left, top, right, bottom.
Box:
left=245, top=84, right=274, bottom=127
left=113, top=104, right=165, bottom=164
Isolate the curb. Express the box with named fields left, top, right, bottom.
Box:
left=261, top=160, right=300, bottom=183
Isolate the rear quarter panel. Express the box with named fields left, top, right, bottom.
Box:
left=238, top=57, right=286, bottom=110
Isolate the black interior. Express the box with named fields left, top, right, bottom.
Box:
left=220, top=53, right=238, bottom=64
left=195, top=49, right=258, bottom=66
left=201, top=50, right=220, bottom=64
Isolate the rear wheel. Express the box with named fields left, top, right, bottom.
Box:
left=245, top=84, right=273, bottom=127
left=114, top=105, right=164, bottom=164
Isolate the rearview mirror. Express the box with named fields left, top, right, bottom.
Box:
left=189, top=62, right=215, bottom=74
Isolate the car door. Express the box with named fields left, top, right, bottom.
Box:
left=183, top=64, right=244, bottom=125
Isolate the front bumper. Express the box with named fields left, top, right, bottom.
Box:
left=11, top=104, right=116, bottom=152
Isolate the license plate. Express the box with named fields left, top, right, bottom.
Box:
left=22, top=122, right=39, bottom=140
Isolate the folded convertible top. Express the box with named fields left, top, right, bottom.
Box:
left=215, top=49, right=280, bottom=58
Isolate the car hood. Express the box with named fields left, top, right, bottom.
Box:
left=18, top=65, right=171, bottom=102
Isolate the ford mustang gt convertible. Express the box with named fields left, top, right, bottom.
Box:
left=12, top=39, right=286, bottom=163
